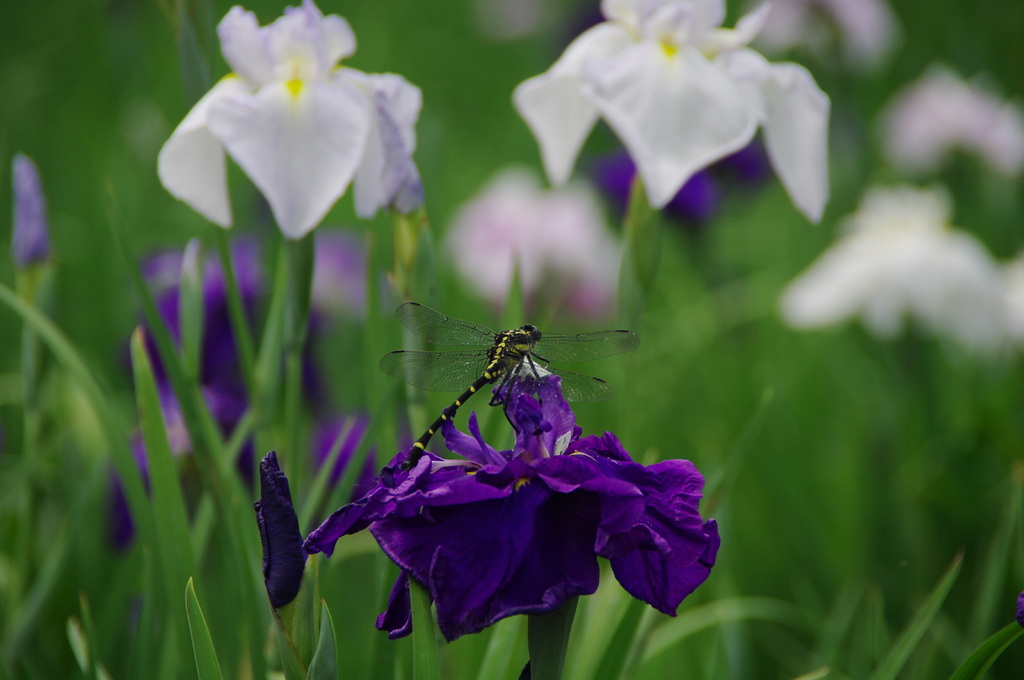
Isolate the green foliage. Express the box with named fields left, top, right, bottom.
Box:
left=1, top=1, right=1024, bottom=679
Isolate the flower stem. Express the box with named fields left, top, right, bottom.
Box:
left=284, top=234, right=315, bottom=470
left=526, top=596, right=578, bottom=680
left=619, top=174, right=660, bottom=326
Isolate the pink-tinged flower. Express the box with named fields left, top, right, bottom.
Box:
left=513, top=0, right=830, bottom=221
left=304, top=375, right=718, bottom=641
left=881, top=66, right=1024, bottom=177
left=445, top=169, right=621, bottom=318
left=780, top=185, right=1006, bottom=353
left=158, top=1, right=422, bottom=239
left=753, top=0, right=899, bottom=71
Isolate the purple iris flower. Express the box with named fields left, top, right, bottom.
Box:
left=304, top=376, right=719, bottom=641
left=593, top=142, right=771, bottom=226
left=11, top=153, right=50, bottom=267
left=254, top=451, right=306, bottom=609
left=1017, top=591, right=1024, bottom=627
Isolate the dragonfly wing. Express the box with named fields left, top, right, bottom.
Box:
left=396, top=302, right=497, bottom=346
left=379, top=350, right=490, bottom=392
left=534, top=330, right=640, bottom=363
left=549, top=368, right=615, bottom=402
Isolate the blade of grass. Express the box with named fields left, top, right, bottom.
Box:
left=949, top=621, right=1024, bottom=680
left=185, top=578, right=225, bottom=680
left=867, top=553, right=963, bottom=680
left=410, top=579, right=440, bottom=680
left=131, top=327, right=198, bottom=677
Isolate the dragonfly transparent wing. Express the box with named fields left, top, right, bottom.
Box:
left=511, top=361, right=614, bottom=403
left=396, top=302, right=498, bottom=346
left=379, top=350, right=490, bottom=392
left=534, top=330, right=640, bottom=363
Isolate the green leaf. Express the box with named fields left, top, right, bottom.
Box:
left=528, top=597, right=579, bottom=680
left=131, top=327, right=199, bottom=673
left=476, top=617, right=523, bottom=680
left=294, top=553, right=322, bottom=664
left=643, top=597, right=812, bottom=664
left=867, top=553, right=963, bottom=680
left=948, top=621, right=1024, bottom=680
left=185, top=578, right=224, bottom=680
left=410, top=578, right=441, bottom=680
left=591, top=597, right=645, bottom=680
left=213, top=225, right=256, bottom=396
left=306, top=600, right=338, bottom=680
left=0, top=282, right=146, bottom=525
left=178, top=238, right=205, bottom=386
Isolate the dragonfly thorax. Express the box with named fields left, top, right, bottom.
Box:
left=486, top=325, right=542, bottom=373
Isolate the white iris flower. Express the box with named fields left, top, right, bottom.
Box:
left=513, top=0, right=829, bottom=221
left=158, top=0, right=422, bottom=239
left=780, top=186, right=1006, bottom=353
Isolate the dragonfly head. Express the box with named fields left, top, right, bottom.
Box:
left=521, top=324, right=542, bottom=344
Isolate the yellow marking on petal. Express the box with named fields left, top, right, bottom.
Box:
left=514, top=478, right=530, bottom=491
left=286, top=79, right=304, bottom=98
left=661, top=42, right=678, bottom=59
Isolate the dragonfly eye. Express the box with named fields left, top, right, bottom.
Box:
left=522, top=325, right=541, bottom=341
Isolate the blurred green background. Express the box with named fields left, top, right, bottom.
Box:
left=2, top=0, right=1024, bottom=678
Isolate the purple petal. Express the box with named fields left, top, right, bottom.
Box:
left=376, top=572, right=413, bottom=639
left=11, top=153, right=50, bottom=267
left=370, top=481, right=602, bottom=640
left=254, top=452, right=306, bottom=608
left=1017, top=591, right=1024, bottom=627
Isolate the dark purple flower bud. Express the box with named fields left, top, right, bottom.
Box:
left=254, top=451, right=306, bottom=608
left=12, top=153, right=50, bottom=267
left=1017, top=591, right=1024, bottom=627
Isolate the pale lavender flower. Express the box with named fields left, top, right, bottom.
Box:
left=780, top=185, right=1006, bottom=353
left=753, top=0, right=899, bottom=71
left=881, top=66, right=1024, bottom=177
left=311, top=230, right=367, bottom=319
left=11, top=153, right=50, bottom=267
left=445, top=168, right=621, bottom=318
left=158, top=1, right=422, bottom=238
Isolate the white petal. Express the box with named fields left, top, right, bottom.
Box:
left=218, top=7, right=274, bottom=88
left=760, top=61, right=831, bottom=222
left=269, top=1, right=354, bottom=80
left=703, top=3, right=769, bottom=52
left=585, top=43, right=756, bottom=208
left=158, top=77, right=250, bottom=227
left=513, top=23, right=632, bottom=186
left=346, top=72, right=424, bottom=217
left=207, top=79, right=371, bottom=239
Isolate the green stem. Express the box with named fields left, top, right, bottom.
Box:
left=284, top=234, right=315, bottom=469
left=619, top=174, right=659, bottom=326
left=527, top=597, right=579, bottom=680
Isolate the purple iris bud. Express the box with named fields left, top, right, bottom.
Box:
left=305, top=375, right=718, bottom=641
left=254, top=451, right=306, bottom=609
left=11, top=153, right=50, bottom=267
left=1017, top=591, right=1024, bottom=627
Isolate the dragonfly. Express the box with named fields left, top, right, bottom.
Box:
left=380, top=302, right=640, bottom=469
